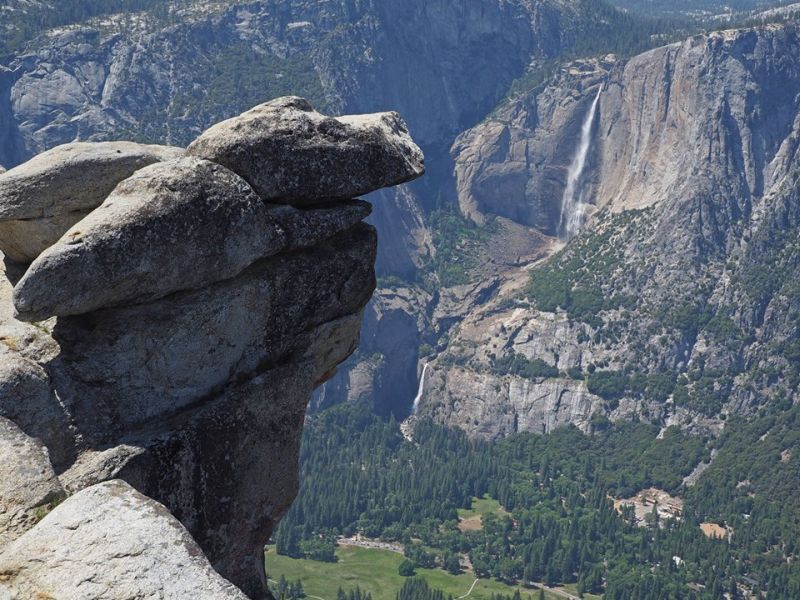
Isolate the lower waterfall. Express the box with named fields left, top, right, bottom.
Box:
left=412, top=363, right=430, bottom=415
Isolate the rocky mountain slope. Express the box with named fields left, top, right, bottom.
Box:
left=1, top=1, right=798, bottom=438
left=0, top=0, right=680, bottom=418
left=0, top=97, right=423, bottom=598
left=418, top=23, right=800, bottom=438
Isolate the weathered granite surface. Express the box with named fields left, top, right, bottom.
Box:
left=188, top=97, right=424, bottom=205
left=0, top=98, right=423, bottom=598
left=0, top=480, right=251, bottom=600
left=0, top=417, right=65, bottom=549
left=0, top=142, right=183, bottom=263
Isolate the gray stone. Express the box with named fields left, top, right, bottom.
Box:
left=0, top=351, right=75, bottom=469
left=0, top=122, right=383, bottom=597
left=452, top=58, right=609, bottom=230
left=0, top=480, right=249, bottom=599
left=269, top=199, right=372, bottom=250
left=187, top=97, right=425, bottom=205
left=0, top=417, right=65, bottom=549
left=427, top=24, right=800, bottom=438
left=53, top=312, right=365, bottom=597
left=0, top=256, right=74, bottom=468
left=423, top=366, right=605, bottom=440
left=0, top=213, right=95, bottom=266
left=13, top=160, right=376, bottom=322
left=13, top=157, right=285, bottom=321
left=0, top=220, right=378, bottom=597
left=45, top=224, right=377, bottom=439
left=0, top=142, right=184, bottom=263
left=0, top=52, right=424, bottom=597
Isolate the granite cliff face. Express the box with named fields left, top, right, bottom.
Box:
left=0, top=97, right=423, bottom=598
left=2, top=2, right=799, bottom=440
left=419, top=23, right=800, bottom=438
left=0, top=0, right=656, bottom=418
left=452, top=56, right=613, bottom=232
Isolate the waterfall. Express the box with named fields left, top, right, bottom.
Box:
left=411, top=363, right=429, bottom=415
left=558, top=87, right=602, bottom=240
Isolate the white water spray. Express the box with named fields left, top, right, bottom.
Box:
left=558, top=87, right=602, bottom=240
left=411, top=363, right=430, bottom=415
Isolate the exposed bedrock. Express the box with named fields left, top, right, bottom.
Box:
left=430, top=24, right=800, bottom=438
left=0, top=98, right=423, bottom=598
left=0, top=142, right=184, bottom=264
left=0, top=480, right=251, bottom=600
left=187, top=96, right=425, bottom=205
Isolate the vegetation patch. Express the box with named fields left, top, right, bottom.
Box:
left=491, top=353, right=559, bottom=380
left=524, top=210, right=641, bottom=327
left=457, top=496, right=509, bottom=532
left=265, top=545, right=551, bottom=600
left=427, top=204, right=499, bottom=288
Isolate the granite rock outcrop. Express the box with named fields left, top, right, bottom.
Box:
left=0, top=98, right=423, bottom=598
left=187, top=97, right=425, bottom=205
left=0, top=142, right=184, bottom=263
left=0, top=480, right=251, bottom=600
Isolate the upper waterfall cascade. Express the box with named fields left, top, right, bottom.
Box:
left=558, top=87, right=602, bottom=240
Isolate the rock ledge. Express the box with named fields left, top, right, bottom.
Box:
left=0, top=97, right=423, bottom=599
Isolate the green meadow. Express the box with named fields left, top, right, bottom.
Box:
left=265, top=545, right=561, bottom=600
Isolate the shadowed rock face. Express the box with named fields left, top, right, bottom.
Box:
left=0, top=67, right=21, bottom=173
left=0, top=98, right=423, bottom=598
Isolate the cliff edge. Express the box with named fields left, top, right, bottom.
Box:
left=0, top=97, right=423, bottom=599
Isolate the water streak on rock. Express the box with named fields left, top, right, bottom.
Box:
left=412, top=362, right=430, bottom=415
left=558, top=87, right=601, bottom=240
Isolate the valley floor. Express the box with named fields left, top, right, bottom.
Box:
left=265, top=545, right=571, bottom=600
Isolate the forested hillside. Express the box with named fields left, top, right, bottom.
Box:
left=609, top=0, right=792, bottom=17
left=274, top=404, right=800, bottom=598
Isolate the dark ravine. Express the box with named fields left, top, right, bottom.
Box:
left=0, top=98, right=424, bottom=598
